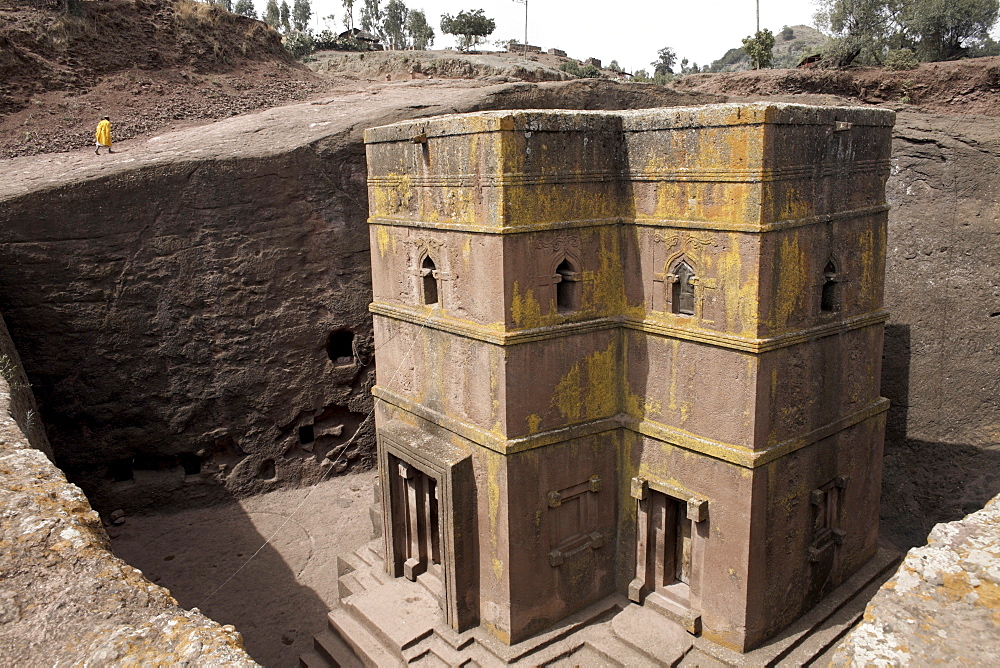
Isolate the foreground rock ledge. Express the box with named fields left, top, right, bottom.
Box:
left=0, top=314, right=257, bottom=665
left=833, top=493, right=1000, bottom=665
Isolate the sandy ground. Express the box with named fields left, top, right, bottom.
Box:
left=110, top=470, right=378, bottom=667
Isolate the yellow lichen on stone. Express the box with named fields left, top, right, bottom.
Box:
left=375, top=225, right=394, bottom=257
left=526, top=413, right=541, bottom=434
left=510, top=281, right=542, bottom=329
left=552, top=362, right=582, bottom=422
left=771, top=232, right=808, bottom=331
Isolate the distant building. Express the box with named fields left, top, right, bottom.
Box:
left=336, top=28, right=384, bottom=50
left=548, top=48, right=567, bottom=57
left=506, top=42, right=542, bottom=53
left=584, top=57, right=602, bottom=68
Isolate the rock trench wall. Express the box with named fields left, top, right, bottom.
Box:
left=879, top=113, right=1000, bottom=547
left=0, top=311, right=257, bottom=665
left=1, top=143, right=379, bottom=509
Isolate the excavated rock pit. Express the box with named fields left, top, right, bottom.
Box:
left=1, top=77, right=998, bottom=664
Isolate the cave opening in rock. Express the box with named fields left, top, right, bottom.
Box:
left=179, top=453, right=201, bottom=476
left=327, top=329, right=355, bottom=366
left=109, top=458, right=134, bottom=482
left=298, top=424, right=315, bottom=445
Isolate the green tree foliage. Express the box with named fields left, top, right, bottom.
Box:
left=407, top=10, right=435, bottom=50
left=742, top=28, right=776, bottom=68
left=651, top=47, right=677, bottom=76
left=234, top=0, right=257, bottom=19
left=281, top=0, right=292, bottom=31
left=904, top=0, right=999, bottom=60
left=631, top=69, right=652, bottom=82
left=383, top=0, right=409, bottom=49
left=560, top=61, right=602, bottom=78
left=209, top=0, right=233, bottom=12
left=607, top=59, right=622, bottom=73
left=815, top=0, right=999, bottom=64
left=264, top=0, right=281, bottom=29
left=361, top=0, right=383, bottom=38
left=293, top=0, right=312, bottom=31
left=440, top=9, right=496, bottom=51
left=342, top=0, right=355, bottom=30
left=780, top=25, right=796, bottom=40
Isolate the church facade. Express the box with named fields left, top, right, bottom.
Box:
left=361, top=103, right=893, bottom=655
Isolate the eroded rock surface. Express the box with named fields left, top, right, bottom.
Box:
left=832, top=493, right=1000, bottom=665
left=0, top=312, right=257, bottom=666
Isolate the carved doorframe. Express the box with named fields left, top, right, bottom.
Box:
left=377, top=423, right=478, bottom=632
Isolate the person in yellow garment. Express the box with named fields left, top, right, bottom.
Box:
left=94, top=116, right=113, bottom=155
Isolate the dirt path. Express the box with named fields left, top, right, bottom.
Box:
left=109, top=470, right=378, bottom=667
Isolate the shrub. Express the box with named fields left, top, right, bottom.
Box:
left=284, top=30, right=314, bottom=58
left=885, top=48, right=920, bottom=70
left=559, top=61, right=603, bottom=78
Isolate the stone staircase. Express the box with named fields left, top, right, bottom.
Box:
left=301, top=540, right=901, bottom=667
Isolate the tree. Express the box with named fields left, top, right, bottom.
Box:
left=293, top=0, right=312, bottom=31
left=651, top=47, right=677, bottom=76
left=342, top=0, right=355, bottom=31
left=407, top=9, right=435, bottom=50
left=383, top=0, right=409, bottom=49
left=742, top=28, right=775, bottom=68
left=281, top=0, right=292, bottom=32
left=360, top=0, right=383, bottom=38
left=264, top=0, right=281, bottom=29
left=440, top=9, right=496, bottom=52
left=813, top=0, right=909, bottom=65
left=904, top=0, right=1000, bottom=60
left=235, top=0, right=257, bottom=19
left=210, top=0, right=233, bottom=12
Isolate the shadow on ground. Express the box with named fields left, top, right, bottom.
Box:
left=109, top=471, right=377, bottom=667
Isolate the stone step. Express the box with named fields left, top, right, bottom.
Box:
left=403, top=630, right=471, bottom=666
left=345, top=580, right=439, bottom=655
left=314, top=627, right=365, bottom=668
left=329, top=604, right=404, bottom=668
left=338, top=572, right=365, bottom=600
left=336, top=554, right=359, bottom=578
left=776, top=564, right=895, bottom=667
left=298, top=649, right=330, bottom=668
left=610, top=603, right=693, bottom=665
left=352, top=565, right=387, bottom=595
left=356, top=542, right=384, bottom=567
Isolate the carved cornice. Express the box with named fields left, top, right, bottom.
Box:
left=372, top=386, right=890, bottom=468
left=369, top=300, right=890, bottom=353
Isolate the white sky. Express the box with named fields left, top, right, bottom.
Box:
left=268, top=0, right=822, bottom=73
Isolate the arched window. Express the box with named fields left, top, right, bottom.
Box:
left=555, top=258, right=581, bottom=314
left=421, top=255, right=439, bottom=306
left=671, top=260, right=696, bottom=316
left=821, top=260, right=838, bottom=313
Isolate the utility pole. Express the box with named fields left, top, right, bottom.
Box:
left=756, top=0, right=760, bottom=33
left=513, top=0, right=528, bottom=59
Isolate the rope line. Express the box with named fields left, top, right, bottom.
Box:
left=196, top=318, right=426, bottom=609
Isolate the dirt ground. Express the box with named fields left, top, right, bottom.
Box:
left=109, top=469, right=378, bottom=667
